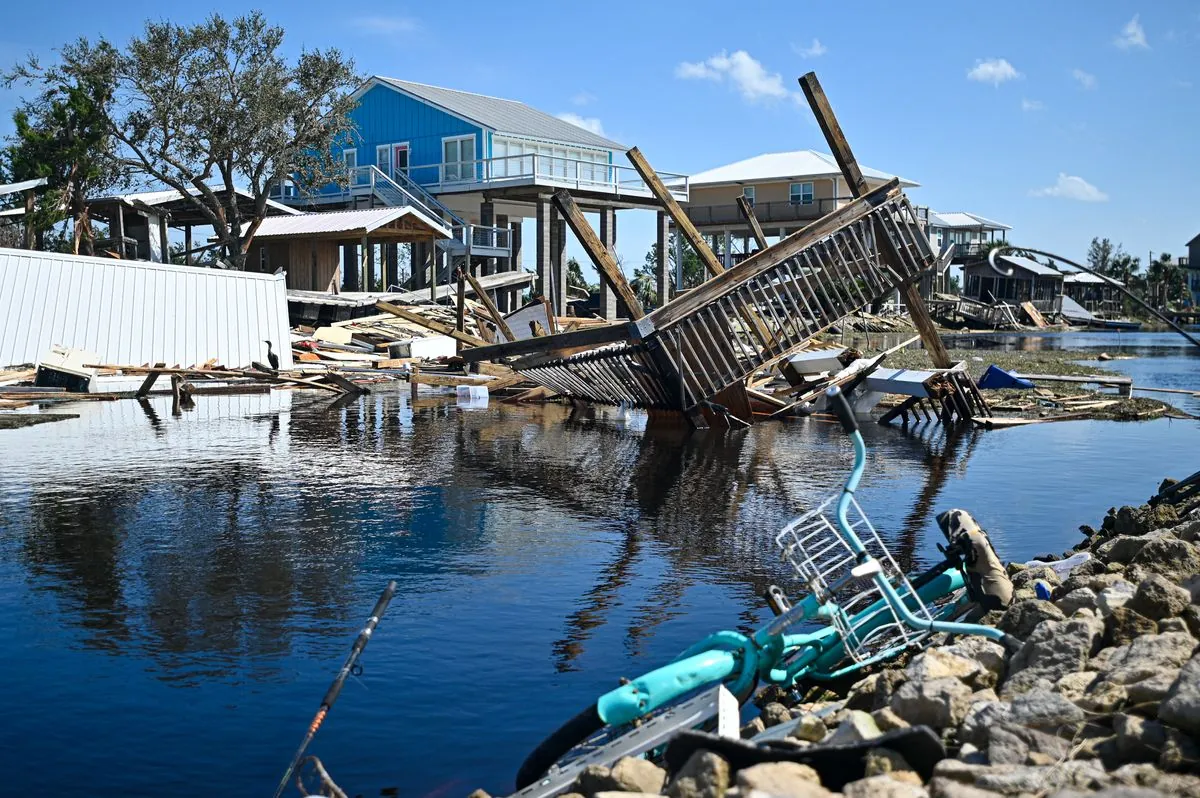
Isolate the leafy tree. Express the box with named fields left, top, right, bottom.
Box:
left=9, top=12, right=360, bottom=268
left=1, top=72, right=123, bottom=253
left=566, top=256, right=596, bottom=293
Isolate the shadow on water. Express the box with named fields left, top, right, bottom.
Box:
left=0, top=352, right=1197, bottom=794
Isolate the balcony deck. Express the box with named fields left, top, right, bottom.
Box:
left=684, top=198, right=840, bottom=230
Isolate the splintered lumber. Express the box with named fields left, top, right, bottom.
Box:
left=798, top=72, right=951, bottom=370
left=628, top=146, right=723, bottom=279
left=320, top=372, right=369, bottom=395
left=136, top=362, right=167, bottom=397
left=464, top=271, right=517, bottom=342
left=736, top=195, right=768, bottom=250
left=1021, top=301, right=1049, bottom=328
left=551, top=189, right=645, bottom=320
left=375, top=301, right=489, bottom=348
left=459, top=319, right=634, bottom=364
left=456, top=270, right=467, bottom=355
left=0, top=369, right=36, bottom=386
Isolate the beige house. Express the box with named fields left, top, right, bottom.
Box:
left=680, top=150, right=917, bottom=271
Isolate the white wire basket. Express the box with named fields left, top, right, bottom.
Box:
left=774, top=494, right=934, bottom=664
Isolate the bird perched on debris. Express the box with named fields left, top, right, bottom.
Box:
left=264, top=340, right=280, bottom=371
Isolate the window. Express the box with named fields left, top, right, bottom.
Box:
left=392, top=143, right=409, bottom=177
left=789, top=182, right=814, bottom=205
left=742, top=186, right=756, bottom=207
left=375, top=144, right=390, bottom=176
left=442, top=135, right=475, bottom=182
left=344, top=148, right=365, bottom=186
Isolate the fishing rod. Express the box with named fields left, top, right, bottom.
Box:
left=986, top=246, right=1200, bottom=350
left=272, top=580, right=398, bottom=798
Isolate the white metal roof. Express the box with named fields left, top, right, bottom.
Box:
left=1063, top=271, right=1123, bottom=286
left=929, top=211, right=1011, bottom=231
left=997, top=255, right=1062, bottom=277
left=0, top=248, right=292, bottom=369
left=688, top=150, right=918, bottom=188
left=253, top=207, right=451, bottom=240
left=90, top=186, right=300, bottom=216
left=371, top=77, right=626, bottom=152
left=0, top=177, right=49, bottom=197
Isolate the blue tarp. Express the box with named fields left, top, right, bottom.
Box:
left=978, top=365, right=1036, bottom=390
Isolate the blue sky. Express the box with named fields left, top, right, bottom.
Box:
left=2, top=0, right=1197, bottom=274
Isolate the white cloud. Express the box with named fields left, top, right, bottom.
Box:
left=1072, top=68, right=1097, bottom=89
left=675, top=50, right=793, bottom=103
left=794, top=38, right=828, bottom=58
left=1115, top=14, right=1149, bottom=49
left=1031, top=173, right=1109, bottom=202
left=556, top=112, right=605, bottom=136
left=967, top=58, right=1021, bottom=86
left=570, top=91, right=596, bottom=107
left=1021, top=98, right=1045, bottom=111
left=349, top=15, right=419, bottom=34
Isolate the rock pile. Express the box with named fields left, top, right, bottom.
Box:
left=481, top=486, right=1200, bottom=798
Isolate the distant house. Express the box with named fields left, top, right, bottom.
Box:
left=962, top=255, right=1062, bottom=310
left=275, top=76, right=688, bottom=316
left=927, top=212, right=1011, bottom=264
left=680, top=150, right=916, bottom=269
left=1062, top=272, right=1124, bottom=315
left=1186, top=234, right=1200, bottom=306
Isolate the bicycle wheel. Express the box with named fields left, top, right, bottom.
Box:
left=515, top=702, right=604, bottom=790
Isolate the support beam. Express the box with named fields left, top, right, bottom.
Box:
left=597, top=206, right=619, bottom=320
left=656, top=211, right=671, bottom=308
left=505, top=218, right=522, bottom=313
left=551, top=190, right=644, bottom=320
left=553, top=214, right=567, bottom=316
left=158, top=215, right=169, bottom=264
left=798, top=71, right=951, bottom=369
left=465, top=270, right=518, bottom=342
left=362, top=237, right=375, bottom=292
left=480, top=201, right=496, bottom=276
left=627, top=146, right=724, bottom=278
left=536, top=196, right=552, bottom=304
left=375, top=301, right=489, bottom=348
left=344, top=242, right=359, bottom=291
left=736, top=196, right=768, bottom=250
left=184, top=225, right=193, bottom=266
left=115, top=203, right=126, bottom=258
left=456, top=268, right=466, bottom=355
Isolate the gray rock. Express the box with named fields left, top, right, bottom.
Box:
left=1158, top=725, right=1200, bottom=772
left=1159, top=653, right=1200, bottom=735
left=668, top=750, right=730, bottom=798
left=1109, top=762, right=1200, bottom=795
left=1060, top=572, right=1128, bottom=597
left=826, top=710, right=881, bottom=745
left=740, top=716, right=765, bottom=739
left=846, top=670, right=907, bottom=712
left=1003, top=615, right=1104, bottom=696
left=844, top=775, right=928, bottom=798
left=1096, top=535, right=1157, bottom=565
left=1126, top=670, right=1181, bottom=706
left=572, top=765, right=618, bottom=797
left=1098, top=581, right=1138, bottom=616
left=1106, top=632, right=1197, bottom=685
left=905, top=648, right=991, bottom=689
left=1113, top=713, right=1169, bottom=764
left=1104, top=607, right=1159, bottom=648
left=940, top=638, right=1007, bottom=684
left=864, top=747, right=917, bottom=778
left=890, top=677, right=973, bottom=730
left=1048, top=789, right=1168, bottom=798
left=931, top=758, right=1110, bottom=795
left=1127, top=538, right=1200, bottom=585
left=736, top=762, right=829, bottom=798
left=1183, top=605, right=1200, bottom=639
left=998, top=599, right=1066, bottom=639
left=610, top=757, right=666, bottom=794
left=1076, top=680, right=1129, bottom=714
left=1012, top=565, right=1062, bottom=591
left=872, top=707, right=910, bottom=732
left=1054, top=670, right=1100, bottom=701
left=1128, top=575, right=1192, bottom=620
left=1057, top=587, right=1100, bottom=616
left=788, top=714, right=827, bottom=743
left=1010, top=688, right=1086, bottom=733
left=957, top=700, right=1012, bottom=749
left=1159, top=617, right=1190, bottom=634
left=986, top=721, right=1071, bottom=765
left=761, top=702, right=792, bottom=728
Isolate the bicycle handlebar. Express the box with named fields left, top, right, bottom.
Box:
left=826, top=386, right=858, bottom=434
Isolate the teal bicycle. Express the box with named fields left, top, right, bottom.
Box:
left=516, top=387, right=1019, bottom=790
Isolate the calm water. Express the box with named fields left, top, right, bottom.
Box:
left=0, top=332, right=1196, bottom=796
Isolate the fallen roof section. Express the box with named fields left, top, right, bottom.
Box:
left=87, top=185, right=300, bottom=225
left=0, top=177, right=49, bottom=198
left=928, top=211, right=1011, bottom=230
left=688, top=150, right=917, bottom=188
left=254, top=207, right=451, bottom=241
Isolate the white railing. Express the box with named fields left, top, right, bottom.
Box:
left=448, top=223, right=512, bottom=252
left=403, top=154, right=689, bottom=198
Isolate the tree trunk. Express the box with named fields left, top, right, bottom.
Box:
left=22, top=191, right=35, bottom=250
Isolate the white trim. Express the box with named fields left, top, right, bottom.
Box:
left=343, top=147, right=358, bottom=167
left=441, top=134, right=476, bottom=182
left=741, top=185, right=756, bottom=207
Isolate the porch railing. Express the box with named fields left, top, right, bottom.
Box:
left=403, top=154, right=689, bottom=199
left=684, top=198, right=841, bottom=229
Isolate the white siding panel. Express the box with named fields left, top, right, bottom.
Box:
left=0, top=248, right=292, bottom=370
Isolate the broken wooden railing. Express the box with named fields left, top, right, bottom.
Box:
left=462, top=179, right=934, bottom=420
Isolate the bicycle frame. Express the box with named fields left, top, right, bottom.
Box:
left=596, top=388, right=1008, bottom=729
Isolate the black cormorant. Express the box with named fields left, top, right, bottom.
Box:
left=264, top=340, right=280, bottom=371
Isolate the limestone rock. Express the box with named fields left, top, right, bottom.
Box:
left=906, top=648, right=991, bottom=689
left=940, top=638, right=1007, bottom=684
left=846, top=669, right=907, bottom=712
left=735, top=762, right=829, bottom=798
left=740, top=717, right=765, bottom=739
left=1159, top=653, right=1200, bottom=736
left=1104, top=607, right=1159, bottom=648
left=872, top=707, right=910, bottom=733
left=1075, top=680, right=1129, bottom=715
left=610, top=757, right=667, bottom=794
left=761, top=702, right=792, bottom=728
left=1053, top=670, right=1099, bottom=701
left=1113, top=713, right=1169, bottom=764
left=844, top=775, right=928, bottom=798
left=1003, top=615, right=1104, bottom=696
left=999, top=599, right=1065, bottom=639
left=1010, top=688, right=1086, bottom=733
left=467, top=790, right=492, bottom=798
left=986, top=721, right=1071, bottom=765
left=1105, top=632, right=1197, bottom=685
left=864, top=747, right=916, bottom=778
left=1126, top=537, right=1200, bottom=585
left=573, top=765, right=618, bottom=796
left=1097, top=581, right=1137, bottom=616
left=668, top=750, right=730, bottom=798
left=1183, top=605, right=1200, bottom=639
left=1125, top=670, right=1181, bottom=706
left=826, top=710, right=881, bottom=745
left=931, top=758, right=1110, bottom=795
left=1158, top=725, right=1200, bottom=772
left=890, top=677, right=973, bottom=729
left=957, top=700, right=1012, bottom=749
left=1096, top=535, right=1157, bottom=565
left=1128, top=575, right=1191, bottom=621
left=1012, top=565, right=1062, bottom=591
left=1109, top=762, right=1200, bottom=795
left=788, top=714, right=827, bottom=743
left=1057, top=587, right=1099, bottom=616
left=1060, top=572, right=1128, bottom=597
